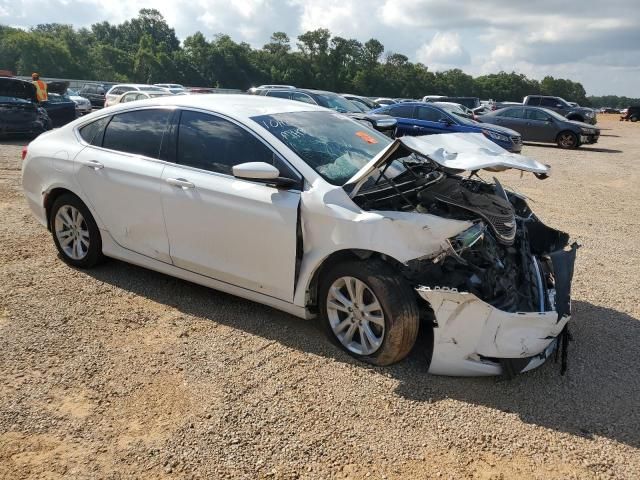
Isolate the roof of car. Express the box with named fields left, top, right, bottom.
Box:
left=87, top=94, right=326, bottom=121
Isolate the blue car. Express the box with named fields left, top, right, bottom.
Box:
left=371, top=102, right=522, bottom=153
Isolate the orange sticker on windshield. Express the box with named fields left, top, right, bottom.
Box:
left=356, top=131, right=378, bottom=144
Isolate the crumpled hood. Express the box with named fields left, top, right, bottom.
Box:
left=0, top=77, right=37, bottom=102
left=344, top=132, right=549, bottom=197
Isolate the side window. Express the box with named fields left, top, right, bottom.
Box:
left=266, top=90, right=291, bottom=99
left=386, top=105, right=415, bottom=118
left=176, top=111, right=295, bottom=179
left=79, top=116, right=111, bottom=146
left=417, top=107, right=444, bottom=121
left=526, top=109, right=551, bottom=121
left=110, top=88, right=121, bottom=96
left=540, top=98, right=558, bottom=108
left=291, top=92, right=316, bottom=104
left=527, top=97, right=541, bottom=106
left=102, top=109, right=171, bottom=158
left=498, top=108, right=525, bottom=119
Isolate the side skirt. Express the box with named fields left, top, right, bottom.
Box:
left=100, top=229, right=310, bottom=320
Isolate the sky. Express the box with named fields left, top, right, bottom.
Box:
left=1, top=0, right=639, bottom=96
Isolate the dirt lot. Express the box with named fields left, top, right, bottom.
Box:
left=1, top=114, right=639, bottom=479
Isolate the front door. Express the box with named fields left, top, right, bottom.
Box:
left=160, top=110, right=301, bottom=302
left=75, top=108, right=173, bottom=262
left=524, top=109, right=556, bottom=142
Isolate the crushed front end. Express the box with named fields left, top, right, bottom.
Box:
left=349, top=138, right=578, bottom=377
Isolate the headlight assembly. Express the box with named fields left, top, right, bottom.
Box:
left=482, top=130, right=510, bottom=142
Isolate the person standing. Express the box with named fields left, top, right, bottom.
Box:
left=31, top=73, right=48, bottom=102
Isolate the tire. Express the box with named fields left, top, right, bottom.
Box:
left=50, top=194, right=104, bottom=268
left=318, top=259, right=419, bottom=366
left=557, top=131, right=578, bottom=149
left=631, top=116, right=638, bottom=123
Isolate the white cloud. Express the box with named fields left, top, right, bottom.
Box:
left=416, top=31, right=470, bottom=68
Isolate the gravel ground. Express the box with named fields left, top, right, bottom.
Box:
left=1, top=115, right=639, bottom=479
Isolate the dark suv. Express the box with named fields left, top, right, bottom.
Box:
left=259, top=88, right=397, bottom=136
left=620, top=106, right=640, bottom=122
left=523, top=95, right=597, bottom=125
left=77, top=83, right=112, bottom=108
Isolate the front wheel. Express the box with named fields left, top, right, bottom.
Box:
left=557, top=131, right=578, bottom=149
left=318, top=259, right=419, bottom=366
left=50, top=194, right=104, bottom=268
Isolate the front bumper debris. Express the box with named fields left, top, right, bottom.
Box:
left=417, top=287, right=570, bottom=376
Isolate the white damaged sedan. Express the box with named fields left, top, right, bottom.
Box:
left=22, top=95, right=577, bottom=377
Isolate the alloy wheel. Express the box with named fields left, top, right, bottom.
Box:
left=559, top=133, right=576, bottom=148
left=54, top=205, right=90, bottom=260
left=326, top=276, right=385, bottom=356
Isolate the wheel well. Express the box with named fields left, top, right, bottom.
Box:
left=305, top=249, right=405, bottom=313
left=44, top=188, right=78, bottom=230
left=556, top=129, right=577, bottom=141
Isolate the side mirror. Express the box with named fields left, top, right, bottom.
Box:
left=232, top=162, right=297, bottom=188
left=439, top=118, right=453, bottom=126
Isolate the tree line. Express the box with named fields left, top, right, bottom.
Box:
left=1, top=9, right=637, bottom=107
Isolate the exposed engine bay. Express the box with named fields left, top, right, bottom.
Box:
left=351, top=149, right=572, bottom=314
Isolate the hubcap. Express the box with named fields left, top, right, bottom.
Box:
left=54, top=205, right=90, bottom=260
left=560, top=134, right=574, bottom=147
left=326, top=276, right=385, bottom=356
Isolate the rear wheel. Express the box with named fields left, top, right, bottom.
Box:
left=557, top=131, right=578, bottom=149
left=319, top=259, right=419, bottom=366
left=50, top=194, right=104, bottom=268
left=631, top=115, right=638, bottom=123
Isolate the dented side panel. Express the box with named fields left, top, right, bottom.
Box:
left=292, top=180, right=473, bottom=307
left=418, top=287, right=569, bottom=376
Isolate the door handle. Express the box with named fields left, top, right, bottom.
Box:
left=81, top=160, right=104, bottom=170
left=166, top=177, right=195, bottom=189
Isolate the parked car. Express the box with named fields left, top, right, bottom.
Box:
left=43, top=92, right=79, bottom=127
left=104, top=84, right=169, bottom=107
left=77, top=83, right=113, bottom=108
left=494, top=101, right=523, bottom=111
left=523, top=95, right=597, bottom=125
left=372, top=102, right=522, bottom=152
left=260, top=88, right=397, bottom=136
left=432, top=101, right=475, bottom=119
left=374, top=98, right=397, bottom=106
left=423, top=96, right=480, bottom=109
left=340, top=94, right=380, bottom=111
left=479, top=106, right=600, bottom=149
left=0, top=77, right=51, bottom=137
left=249, top=85, right=296, bottom=95
left=620, top=106, right=640, bottom=122
left=154, top=83, right=185, bottom=94
left=67, top=88, right=92, bottom=115
left=22, top=94, right=576, bottom=377
left=117, top=91, right=174, bottom=104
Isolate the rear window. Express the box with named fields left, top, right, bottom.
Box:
left=102, top=109, right=171, bottom=158
left=79, top=116, right=111, bottom=145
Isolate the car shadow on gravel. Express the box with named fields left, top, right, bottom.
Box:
left=86, top=261, right=640, bottom=449
left=523, top=142, right=623, bottom=153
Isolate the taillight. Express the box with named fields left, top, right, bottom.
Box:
left=21, top=145, right=28, bottom=161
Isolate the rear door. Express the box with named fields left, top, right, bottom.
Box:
left=491, top=108, right=527, bottom=136
left=74, top=108, right=173, bottom=262
left=383, top=104, right=416, bottom=136
left=160, top=109, right=301, bottom=301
